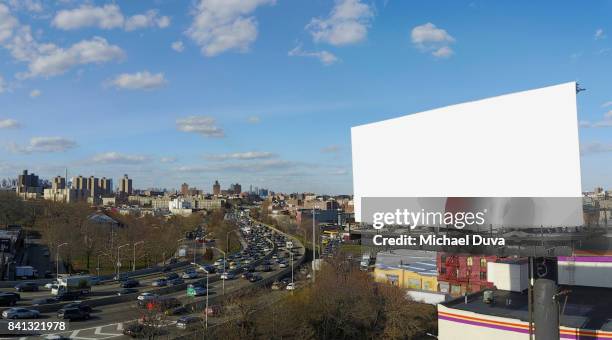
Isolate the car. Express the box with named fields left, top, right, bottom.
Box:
left=121, top=279, right=139, bottom=288
left=2, top=308, right=40, bottom=319
left=176, top=316, right=203, bottom=330
left=201, top=265, right=216, bottom=274
left=204, top=305, right=222, bottom=317
left=137, top=292, right=158, bottom=301
left=44, top=281, right=58, bottom=289
left=191, top=286, right=207, bottom=296
left=248, top=274, right=262, bottom=283
left=165, top=272, right=179, bottom=280
left=122, top=323, right=155, bottom=337
left=279, top=263, right=288, bottom=268
left=63, top=301, right=92, bottom=313
left=57, top=291, right=82, bottom=301
left=14, top=282, right=39, bottom=292
left=152, top=279, right=167, bottom=287
left=168, top=278, right=184, bottom=285
left=0, top=294, right=18, bottom=306
left=0, top=292, right=20, bottom=301
left=182, top=271, right=197, bottom=279
left=165, top=306, right=188, bottom=316
left=117, top=288, right=139, bottom=296
left=162, top=266, right=172, bottom=272
left=220, top=272, right=236, bottom=280
left=286, top=282, right=296, bottom=291
left=57, top=307, right=90, bottom=320
left=31, top=297, right=59, bottom=305
left=271, top=281, right=283, bottom=290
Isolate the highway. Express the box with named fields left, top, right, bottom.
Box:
left=0, top=213, right=306, bottom=339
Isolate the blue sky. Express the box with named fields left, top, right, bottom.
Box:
left=0, top=0, right=611, bottom=194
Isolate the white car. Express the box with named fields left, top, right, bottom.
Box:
left=220, top=272, right=235, bottom=280
left=2, top=308, right=40, bottom=319
left=286, top=283, right=295, bottom=291
left=44, top=281, right=58, bottom=289
left=279, top=263, right=288, bottom=268
left=137, top=292, right=158, bottom=301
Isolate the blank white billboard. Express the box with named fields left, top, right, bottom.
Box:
left=351, top=82, right=582, bottom=222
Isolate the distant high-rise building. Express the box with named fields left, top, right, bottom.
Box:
left=181, top=183, right=189, bottom=196
left=120, top=174, right=133, bottom=196
left=16, top=170, right=42, bottom=198
left=100, top=177, right=113, bottom=196
left=229, top=183, right=242, bottom=195
left=72, top=175, right=88, bottom=190
left=88, top=176, right=99, bottom=197
left=213, top=180, right=221, bottom=195
left=52, top=176, right=66, bottom=190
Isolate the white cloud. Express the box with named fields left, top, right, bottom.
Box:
left=581, top=142, right=612, bottom=155
left=206, top=151, right=276, bottom=161
left=9, top=0, right=43, bottom=13
left=186, top=0, right=275, bottom=57
left=321, top=145, right=341, bottom=153
left=52, top=4, right=124, bottom=30
left=306, top=0, right=373, bottom=46
left=110, top=71, right=166, bottom=90
left=595, top=28, right=606, bottom=40
left=0, top=4, right=18, bottom=44
left=29, top=89, right=41, bottom=98
left=177, top=159, right=294, bottom=173
left=411, top=22, right=455, bottom=58
left=602, top=101, right=612, bottom=108
left=288, top=44, right=339, bottom=65
left=0, top=119, right=19, bottom=129
left=581, top=111, right=612, bottom=128
left=8, top=136, right=77, bottom=153
left=176, top=116, right=225, bottom=137
left=160, top=157, right=177, bottom=163
left=171, top=40, right=184, bottom=52
left=91, top=152, right=149, bottom=164
left=0, top=75, right=5, bottom=93
left=124, top=10, right=170, bottom=31
left=24, top=36, right=125, bottom=78
left=52, top=4, right=170, bottom=31
left=247, top=116, right=260, bottom=124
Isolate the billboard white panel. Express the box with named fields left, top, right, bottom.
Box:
left=351, top=82, right=582, bottom=222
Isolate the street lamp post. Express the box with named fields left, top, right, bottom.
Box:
left=56, top=242, right=68, bottom=279
left=96, top=252, right=106, bottom=278
left=290, top=251, right=294, bottom=295
left=205, top=271, right=209, bottom=329
left=133, top=241, right=144, bottom=272
left=210, top=247, right=226, bottom=295
left=312, top=207, right=317, bottom=283
left=117, top=244, right=129, bottom=278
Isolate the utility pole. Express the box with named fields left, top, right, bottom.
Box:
left=312, top=207, right=316, bottom=283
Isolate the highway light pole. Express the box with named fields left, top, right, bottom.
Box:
left=177, top=238, right=186, bottom=260
left=133, top=241, right=144, bottom=272
left=56, top=242, right=68, bottom=279
left=205, top=271, right=209, bottom=329
left=96, top=252, right=106, bottom=278
left=312, top=207, right=317, bottom=283
left=290, top=251, right=294, bottom=295
left=211, top=247, right=227, bottom=295
left=117, top=244, right=129, bottom=278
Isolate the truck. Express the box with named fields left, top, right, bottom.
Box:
left=360, top=253, right=375, bottom=271
left=51, top=275, right=93, bottom=296
left=15, top=266, right=38, bottom=279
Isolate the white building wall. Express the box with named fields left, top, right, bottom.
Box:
left=487, top=262, right=528, bottom=292
left=558, top=258, right=612, bottom=288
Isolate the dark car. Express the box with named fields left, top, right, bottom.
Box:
left=165, top=272, right=179, bottom=280
left=57, top=307, right=90, bottom=321
left=57, top=291, right=82, bottom=301
left=248, top=274, right=262, bottom=283
left=32, top=297, right=59, bottom=305
left=121, top=279, right=139, bottom=288
left=15, top=282, right=39, bottom=292
left=165, top=306, right=187, bottom=316
left=168, top=278, right=184, bottom=286
left=123, top=323, right=155, bottom=337
left=241, top=272, right=253, bottom=280
left=0, top=294, right=18, bottom=306
left=117, top=288, right=139, bottom=296
left=162, top=266, right=172, bottom=272
left=0, top=292, right=20, bottom=301
left=63, top=302, right=92, bottom=313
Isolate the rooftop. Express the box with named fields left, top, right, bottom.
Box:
left=443, top=285, right=612, bottom=331
left=375, top=249, right=437, bottom=276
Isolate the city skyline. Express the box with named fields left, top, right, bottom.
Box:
left=0, top=1, right=611, bottom=193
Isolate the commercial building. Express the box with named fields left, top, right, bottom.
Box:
left=181, top=183, right=189, bottom=196
left=437, top=253, right=497, bottom=297
left=373, top=249, right=439, bottom=291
